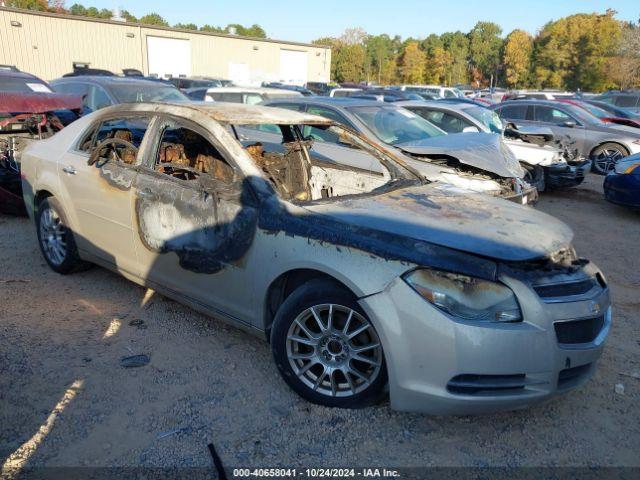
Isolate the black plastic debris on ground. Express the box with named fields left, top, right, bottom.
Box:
left=120, top=354, right=150, bottom=368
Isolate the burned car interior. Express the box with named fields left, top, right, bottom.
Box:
left=235, top=123, right=393, bottom=202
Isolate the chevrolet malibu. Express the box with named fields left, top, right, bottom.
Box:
left=20, top=103, right=611, bottom=414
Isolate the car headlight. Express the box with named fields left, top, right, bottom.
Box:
left=404, top=269, right=522, bottom=322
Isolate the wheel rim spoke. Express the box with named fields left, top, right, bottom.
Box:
left=286, top=303, right=382, bottom=398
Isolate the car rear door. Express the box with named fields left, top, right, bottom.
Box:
left=58, top=114, right=155, bottom=275
left=131, top=115, right=259, bottom=322
left=531, top=105, right=586, bottom=153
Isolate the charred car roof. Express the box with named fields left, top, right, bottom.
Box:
left=94, top=101, right=337, bottom=126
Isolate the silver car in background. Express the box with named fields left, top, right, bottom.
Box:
left=398, top=100, right=591, bottom=191
left=264, top=97, right=537, bottom=204
left=491, top=100, right=640, bottom=174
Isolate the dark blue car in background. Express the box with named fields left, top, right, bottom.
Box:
left=604, top=153, right=640, bottom=208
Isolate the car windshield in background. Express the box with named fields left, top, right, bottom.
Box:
left=578, top=102, right=615, bottom=119
left=466, top=106, right=504, bottom=134
left=0, top=77, right=52, bottom=93
left=110, top=85, right=188, bottom=103
left=349, top=106, right=445, bottom=145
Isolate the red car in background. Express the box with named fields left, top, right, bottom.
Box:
left=0, top=68, right=81, bottom=214
left=557, top=98, right=640, bottom=130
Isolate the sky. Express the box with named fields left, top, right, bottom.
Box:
left=81, top=0, right=639, bottom=43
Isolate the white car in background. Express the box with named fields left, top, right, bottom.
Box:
left=204, top=87, right=302, bottom=104
left=397, top=85, right=465, bottom=99
left=328, top=88, right=363, bottom=98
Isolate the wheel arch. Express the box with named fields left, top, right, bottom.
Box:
left=263, top=268, right=359, bottom=342
left=589, top=140, right=630, bottom=159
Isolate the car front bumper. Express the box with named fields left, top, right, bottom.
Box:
left=544, top=159, right=591, bottom=189
left=359, top=264, right=611, bottom=414
left=603, top=172, right=640, bottom=208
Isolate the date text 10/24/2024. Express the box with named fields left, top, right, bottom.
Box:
left=232, top=468, right=401, bottom=478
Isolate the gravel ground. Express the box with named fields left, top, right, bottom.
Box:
left=1, top=173, right=639, bottom=473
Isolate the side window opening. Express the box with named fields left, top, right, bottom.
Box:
left=154, top=124, right=235, bottom=184
left=86, top=116, right=151, bottom=164
left=237, top=123, right=391, bottom=202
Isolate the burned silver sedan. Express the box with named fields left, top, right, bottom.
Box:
left=21, top=103, right=611, bottom=414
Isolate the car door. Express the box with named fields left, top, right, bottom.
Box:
left=131, top=115, right=259, bottom=322
left=532, top=105, right=586, bottom=153
left=58, top=114, right=154, bottom=275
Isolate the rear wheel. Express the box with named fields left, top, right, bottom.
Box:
left=36, top=197, right=90, bottom=274
left=591, top=143, right=628, bottom=175
left=271, top=279, right=387, bottom=408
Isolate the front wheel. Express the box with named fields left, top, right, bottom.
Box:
left=271, top=279, right=387, bottom=408
left=591, top=143, right=628, bottom=175
left=36, top=197, right=90, bottom=274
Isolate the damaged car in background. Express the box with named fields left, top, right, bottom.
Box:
left=397, top=100, right=590, bottom=191
left=0, top=87, right=81, bottom=214
left=264, top=98, right=537, bottom=204
left=21, top=102, right=610, bottom=414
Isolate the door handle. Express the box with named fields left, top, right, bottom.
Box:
left=62, top=165, right=77, bottom=175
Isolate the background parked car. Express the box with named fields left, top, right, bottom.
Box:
left=204, top=86, right=302, bottom=104
left=558, top=99, right=640, bottom=129
left=501, top=90, right=574, bottom=101
left=263, top=97, right=535, bottom=204
left=491, top=100, right=640, bottom=174
left=350, top=89, right=426, bottom=102
left=327, top=88, right=363, bottom=98
left=396, top=85, right=465, bottom=99
left=398, top=100, right=590, bottom=191
left=262, top=82, right=315, bottom=96
left=50, top=76, right=189, bottom=113
left=603, top=153, right=640, bottom=208
left=169, top=76, right=223, bottom=91
left=593, top=91, right=640, bottom=113
left=1, top=69, right=82, bottom=214
left=582, top=99, right=640, bottom=127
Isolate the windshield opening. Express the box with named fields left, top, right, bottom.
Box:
left=348, top=106, right=445, bottom=145
left=110, top=84, right=188, bottom=103
left=234, top=122, right=410, bottom=202
left=465, top=106, right=504, bottom=134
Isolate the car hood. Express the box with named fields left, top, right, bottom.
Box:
left=0, top=92, right=82, bottom=114
left=395, top=132, right=524, bottom=178
left=301, top=183, right=573, bottom=262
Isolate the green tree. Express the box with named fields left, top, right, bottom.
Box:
left=335, top=43, right=366, bottom=83
left=534, top=10, right=622, bottom=90
left=503, top=29, right=533, bottom=88
left=4, top=0, right=48, bottom=10
left=121, top=10, right=137, bottom=23
left=468, top=21, right=503, bottom=84
left=139, top=13, right=169, bottom=27
left=364, top=34, right=401, bottom=84
left=68, top=3, right=87, bottom=15
left=441, top=31, right=470, bottom=85
left=425, top=46, right=452, bottom=84
left=608, top=21, right=640, bottom=89
left=400, top=41, right=426, bottom=84
left=174, top=23, right=198, bottom=30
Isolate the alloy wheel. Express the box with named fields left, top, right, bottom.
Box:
left=593, top=147, right=624, bottom=174
left=39, top=206, right=67, bottom=266
left=286, top=304, right=383, bottom=398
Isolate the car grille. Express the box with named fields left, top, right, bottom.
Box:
left=533, top=278, right=597, bottom=299
left=554, top=316, right=605, bottom=344
left=447, top=374, right=527, bottom=395
left=558, top=363, right=592, bottom=388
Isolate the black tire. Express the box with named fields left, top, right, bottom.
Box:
left=36, top=196, right=90, bottom=274
left=271, top=279, right=388, bottom=408
left=590, top=142, right=629, bottom=175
